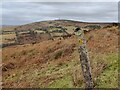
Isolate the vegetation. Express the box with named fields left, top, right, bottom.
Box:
left=84, top=25, right=101, bottom=30
left=2, top=20, right=118, bottom=88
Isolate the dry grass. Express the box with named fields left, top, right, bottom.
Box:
left=2, top=33, right=16, bottom=44
left=2, top=21, right=118, bottom=88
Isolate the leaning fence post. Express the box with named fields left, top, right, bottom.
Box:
left=74, top=27, right=94, bottom=89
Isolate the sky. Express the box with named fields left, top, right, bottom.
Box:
left=1, top=0, right=119, bottom=25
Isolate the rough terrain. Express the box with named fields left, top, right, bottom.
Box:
left=2, top=20, right=118, bottom=88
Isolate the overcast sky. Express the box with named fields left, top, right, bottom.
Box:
left=1, top=1, right=119, bottom=25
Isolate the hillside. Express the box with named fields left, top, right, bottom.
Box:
left=2, top=20, right=119, bottom=88
left=1, top=20, right=111, bottom=31
left=1, top=20, right=114, bottom=46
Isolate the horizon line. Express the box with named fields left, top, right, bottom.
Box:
left=1, top=19, right=118, bottom=26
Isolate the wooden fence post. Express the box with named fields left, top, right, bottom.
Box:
left=74, top=27, right=93, bottom=89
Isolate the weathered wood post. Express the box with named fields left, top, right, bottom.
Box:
left=74, top=27, right=93, bottom=89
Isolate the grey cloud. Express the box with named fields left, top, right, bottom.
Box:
left=2, top=0, right=120, bottom=2
left=1, top=2, right=118, bottom=25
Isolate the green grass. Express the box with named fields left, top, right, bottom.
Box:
left=27, top=52, right=118, bottom=88
left=48, top=74, right=73, bottom=88
left=47, top=53, right=118, bottom=88
left=95, top=53, right=118, bottom=88
left=41, top=60, right=79, bottom=76
left=3, top=50, right=118, bottom=88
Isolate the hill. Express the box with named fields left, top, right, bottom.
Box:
left=1, top=20, right=115, bottom=46
left=2, top=20, right=119, bottom=88
left=1, top=20, right=112, bottom=31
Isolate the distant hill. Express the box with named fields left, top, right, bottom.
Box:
left=1, top=20, right=114, bottom=31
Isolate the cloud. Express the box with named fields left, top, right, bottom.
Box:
left=2, top=0, right=120, bottom=2
left=1, top=2, right=118, bottom=25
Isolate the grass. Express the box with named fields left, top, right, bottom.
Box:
left=3, top=69, right=21, bottom=82
left=47, top=52, right=118, bottom=88
left=54, top=50, right=63, bottom=59
left=20, top=49, right=39, bottom=58
left=2, top=33, right=16, bottom=44
left=48, top=74, right=73, bottom=88
left=3, top=47, right=118, bottom=88
left=2, top=21, right=118, bottom=88
left=95, top=53, right=118, bottom=88
left=3, top=52, right=118, bottom=88
left=40, top=60, right=78, bottom=76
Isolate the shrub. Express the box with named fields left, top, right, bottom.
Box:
left=54, top=50, right=63, bottom=59
left=84, top=25, right=101, bottom=30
